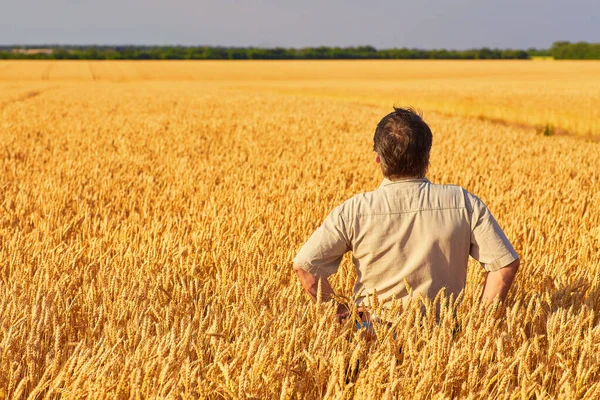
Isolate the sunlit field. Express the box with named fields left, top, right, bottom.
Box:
left=0, top=61, right=599, bottom=398
left=2, top=60, right=600, bottom=136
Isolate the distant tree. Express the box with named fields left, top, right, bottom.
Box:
left=527, top=47, right=551, bottom=57
left=227, top=48, right=248, bottom=60
left=550, top=41, right=600, bottom=59
left=550, top=41, right=572, bottom=59
left=500, top=49, right=528, bottom=59
left=52, top=48, right=72, bottom=60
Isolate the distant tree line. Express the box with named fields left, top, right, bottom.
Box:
left=549, top=41, right=600, bottom=59
left=0, top=41, right=598, bottom=60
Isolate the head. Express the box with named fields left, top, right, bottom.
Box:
left=373, top=107, right=433, bottom=179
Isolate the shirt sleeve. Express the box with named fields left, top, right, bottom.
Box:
left=292, top=204, right=351, bottom=278
left=466, top=192, right=519, bottom=272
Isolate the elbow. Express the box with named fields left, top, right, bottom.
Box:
left=490, top=258, right=519, bottom=278
left=510, top=258, right=520, bottom=271
left=502, top=258, right=520, bottom=279
left=293, top=264, right=312, bottom=280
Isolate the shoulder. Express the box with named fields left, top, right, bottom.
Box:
left=422, top=181, right=473, bottom=209
left=426, top=181, right=466, bottom=196
left=336, top=189, right=378, bottom=218
left=451, top=186, right=489, bottom=215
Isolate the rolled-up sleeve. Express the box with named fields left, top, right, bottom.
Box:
left=467, top=193, right=519, bottom=272
left=293, top=204, right=351, bottom=278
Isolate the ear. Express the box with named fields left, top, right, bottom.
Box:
left=375, top=154, right=380, bottom=164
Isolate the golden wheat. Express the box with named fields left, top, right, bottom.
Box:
left=0, top=61, right=599, bottom=399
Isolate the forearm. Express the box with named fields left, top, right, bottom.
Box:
left=293, top=266, right=335, bottom=302
left=293, top=266, right=348, bottom=318
left=481, top=259, right=520, bottom=305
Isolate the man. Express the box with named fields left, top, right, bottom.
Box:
left=292, top=107, right=519, bottom=321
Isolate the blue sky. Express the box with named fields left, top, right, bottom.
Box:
left=2, top=0, right=598, bottom=49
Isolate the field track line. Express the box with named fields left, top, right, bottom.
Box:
left=0, top=87, right=57, bottom=112
left=41, top=64, right=54, bottom=80
left=88, top=62, right=98, bottom=81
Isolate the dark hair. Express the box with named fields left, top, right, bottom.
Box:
left=373, top=107, right=433, bottom=178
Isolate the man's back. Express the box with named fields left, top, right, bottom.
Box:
left=348, top=177, right=470, bottom=306
left=294, top=177, right=518, bottom=307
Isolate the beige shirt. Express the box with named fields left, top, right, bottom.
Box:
left=293, top=177, right=518, bottom=307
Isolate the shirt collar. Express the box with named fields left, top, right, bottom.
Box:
left=380, top=176, right=430, bottom=188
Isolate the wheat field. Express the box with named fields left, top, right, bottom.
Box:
left=0, top=60, right=599, bottom=399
